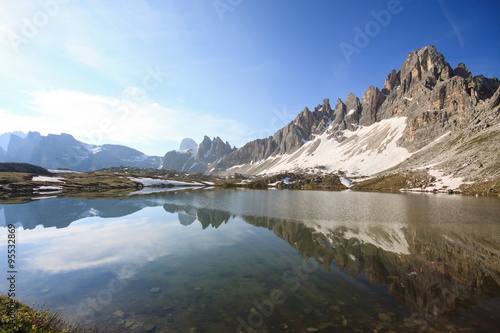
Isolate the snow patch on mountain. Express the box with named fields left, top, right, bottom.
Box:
left=32, top=176, right=65, bottom=182
left=227, top=117, right=411, bottom=177
left=340, top=177, right=354, bottom=188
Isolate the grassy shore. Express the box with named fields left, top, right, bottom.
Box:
left=1, top=169, right=499, bottom=203
left=0, top=295, right=115, bottom=333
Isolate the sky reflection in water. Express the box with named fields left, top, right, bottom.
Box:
left=1, top=190, right=499, bottom=332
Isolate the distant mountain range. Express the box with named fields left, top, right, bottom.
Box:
left=0, top=131, right=162, bottom=172
left=2, top=45, right=499, bottom=181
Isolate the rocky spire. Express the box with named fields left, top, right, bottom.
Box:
left=360, top=86, right=385, bottom=126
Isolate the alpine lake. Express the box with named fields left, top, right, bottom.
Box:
left=1, top=189, right=499, bottom=333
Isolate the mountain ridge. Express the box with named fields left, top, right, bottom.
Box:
left=1, top=46, right=499, bottom=183
left=208, top=45, right=500, bottom=180
left=162, top=136, right=236, bottom=173
left=0, top=131, right=163, bottom=172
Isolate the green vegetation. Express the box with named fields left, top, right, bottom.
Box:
left=459, top=178, right=500, bottom=196
left=60, top=173, right=138, bottom=191
left=0, top=172, right=139, bottom=201
left=0, top=295, right=115, bottom=333
left=0, top=173, right=33, bottom=185
left=351, top=171, right=435, bottom=193
left=243, top=172, right=347, bottom=190
left=1, top=166, right=498, bottom=200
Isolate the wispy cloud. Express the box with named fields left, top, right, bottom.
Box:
left=0, top=88, right=251, bottom=152
left=438, top=0, right=465, bottom=48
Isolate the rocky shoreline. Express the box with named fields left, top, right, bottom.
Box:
left=1, top=164, right=498, bottom=203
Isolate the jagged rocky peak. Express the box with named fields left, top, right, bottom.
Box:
left=332, top=98, right=346, bottom=125
left=373, top=45, right=500, bottom=151
left=360, top=86, right=385, bottom=126
left=163, top=135, right=235, bottom=173
left=342, top=93, right=361, bottom=130
left=453, top=63, right=471, bottom=79
left=179, top=138, right=197, bottom=151
left=382, top=69, right=399, bottom=95
left=310, top=98, right=335, bottom=133
left=314, top=98, right=333, bottom=116
left=398, top=45, right=453, bottom=93
left=209, top=45, right=500, bottom=176
left=196, top=136, right=235, bottom=163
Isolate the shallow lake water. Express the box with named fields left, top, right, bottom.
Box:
left=1, top=189, right=499, bottom=332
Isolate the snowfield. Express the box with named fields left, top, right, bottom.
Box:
left=402, top=169, right=471, bottom=193
left=224, top=117, right=412, bottom=177
left=32, top=176, right=65, bottom=183
left=340, top=177, right=354, bottom=188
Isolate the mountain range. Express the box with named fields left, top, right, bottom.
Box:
left=208, top=45, right=500, bottom=181
left=0, top=131, right=163, bottom=172
left=1, top=45, right=499, bottom=181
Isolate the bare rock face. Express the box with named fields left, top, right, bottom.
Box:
left=332, top=98, right=346, bottom=127
left=360, top=86, right=385, bottom=126
left=371, top=45, right=499, bottom=151
left=163, top=149, right=203, bottom=173
left=343, top=93, right=361, bottom=130
left=211, top=45, right=500, bottom=176
left=197, top=136, right=235, bottom=163
left=453, top=63, right=471, bottom=79
left=382, top=69, right=399, bottom=95
left=216, top=99, right=340, bottom=170
left=163, top=136, right=235, bottom=173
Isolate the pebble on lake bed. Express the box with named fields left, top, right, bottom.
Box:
left=378, top=312, right=392, bottom=322
left=112, top=310, right=124, bottom=317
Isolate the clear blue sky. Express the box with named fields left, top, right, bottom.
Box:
left=1, top=0, right=499, bottom=156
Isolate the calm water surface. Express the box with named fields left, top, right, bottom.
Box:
left=1, top=189, right=499, bottom=332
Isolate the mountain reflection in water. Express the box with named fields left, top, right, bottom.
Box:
left=1, top=190, right=499, bottom=332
